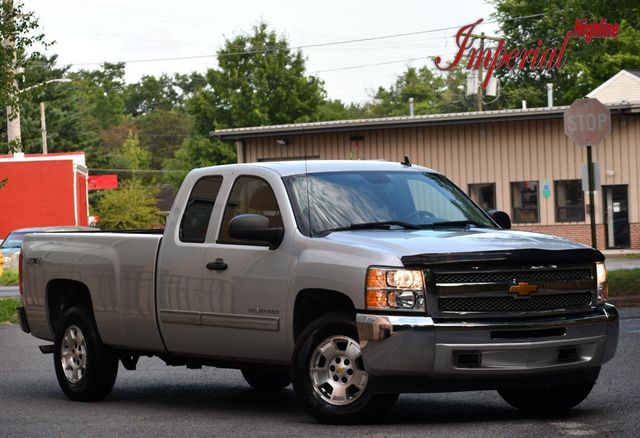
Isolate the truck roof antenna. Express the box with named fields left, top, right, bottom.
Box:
left=401, top=156, right=412, bottom=167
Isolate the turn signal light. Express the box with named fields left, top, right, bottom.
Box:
left=365, top=267, right=426, bottom=313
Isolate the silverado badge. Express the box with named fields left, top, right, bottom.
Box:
left=508, top=281, right=539, bottom=297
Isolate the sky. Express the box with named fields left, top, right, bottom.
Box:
left=28, top=0, right=499, bottom=104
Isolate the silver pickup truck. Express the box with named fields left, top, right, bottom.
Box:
left=17, top=160, right=618, bottom=424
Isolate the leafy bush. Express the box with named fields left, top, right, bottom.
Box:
left=608, top=269, right=640, bottom=296
left=0, top=271, right=19, bottom=286
left=0, top=298, right=20, bottom=324
left=94, top=179, right=163, bottom=230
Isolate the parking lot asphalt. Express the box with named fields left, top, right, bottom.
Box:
left=1, top=308, right=638, bottom=437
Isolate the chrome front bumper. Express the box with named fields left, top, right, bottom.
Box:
left=356, top=304, right=618, bottom=380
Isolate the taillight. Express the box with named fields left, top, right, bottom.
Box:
left=19, top=252, right=24, bottom=296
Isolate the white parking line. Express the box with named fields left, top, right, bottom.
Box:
left=550, top=422, right=598, bottom=436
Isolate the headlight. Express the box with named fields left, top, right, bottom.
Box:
left=366, top=267, right=426, bottom=312
left=596, top=262, right=608, bottom=305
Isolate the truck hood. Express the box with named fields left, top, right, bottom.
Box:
left=324, top=227, right=603, bottom=267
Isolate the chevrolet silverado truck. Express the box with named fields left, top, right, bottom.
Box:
left=17, top=160, right=618, bottom=424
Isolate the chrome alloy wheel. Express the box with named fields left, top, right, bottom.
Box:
left=309, top=335, right=369, bottom=406
left=60, top=325, right=87, bottom=384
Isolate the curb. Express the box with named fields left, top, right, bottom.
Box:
left=607, top=296, right=640, bottom=308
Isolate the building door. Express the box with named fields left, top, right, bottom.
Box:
left=603, top=185, right=630, bottom=249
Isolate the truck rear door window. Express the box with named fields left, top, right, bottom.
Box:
left=180, top=176, right=223, bottom=243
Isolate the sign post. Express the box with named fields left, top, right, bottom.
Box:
left=564, top=98, right=611, bottom=249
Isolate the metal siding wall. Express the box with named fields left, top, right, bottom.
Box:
left=243, top=114, right=639, bottom=226
left=630, top=117, right=640, bottom=223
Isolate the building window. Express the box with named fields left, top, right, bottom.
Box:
left=511, top=181, right=539, bottom=223
left=468, top=183, right=496, bottom=211
left=555, top=180, right=585, bottom=222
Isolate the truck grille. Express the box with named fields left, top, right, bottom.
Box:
left=439, top=292, right=593, bottom=313
left=429, top=266, right=596, bottom=318
left=435, top=268, right=592, bottom=284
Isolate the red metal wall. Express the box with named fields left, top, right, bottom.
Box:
left=0, top=160, right=85, bottom=239
left=76, top=172, right=88, bottom=226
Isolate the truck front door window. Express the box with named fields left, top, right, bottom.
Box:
left=219, top=176, right=282, bottom=244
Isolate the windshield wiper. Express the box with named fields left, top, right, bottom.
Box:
left=424, top=220, right=490, bottom=229
left=320, top=221, right=422, bottom=235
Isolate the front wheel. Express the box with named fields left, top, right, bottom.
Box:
left=53, top=306, right=119, bottom=401
left=498, top=378, right=598, bottom=412
left=292, top=312, right=398, bottom=424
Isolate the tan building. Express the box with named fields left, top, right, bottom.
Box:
left=213, top=74, right=640, bottom=250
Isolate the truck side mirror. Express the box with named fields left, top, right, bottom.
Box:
left=228, top=214, right=284, bottom=249
left=488, top=210, right=511, bottom=229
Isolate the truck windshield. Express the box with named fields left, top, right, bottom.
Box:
left=284, top=171, right=495, bottom=236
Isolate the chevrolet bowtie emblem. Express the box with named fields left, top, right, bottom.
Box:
left=509, top=281, right=539, bottom=297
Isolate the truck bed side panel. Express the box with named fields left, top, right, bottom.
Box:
left=22, top=233, right=164, bottom=352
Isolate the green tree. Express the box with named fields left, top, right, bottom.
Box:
left=121, top=130, right=150, bottom=171
left=0, top=54, right=80, bottom=153
left=67, top=63, right=128, bottom=166
left=135, top=110, right=192, bottom=169
left=368, top=66, right=444, bottom=117
left=69, top=63, right=126, bottom=130
left=94, top=179, right=161, bottom=230
left=188, top=22, right=325, bottom=134
left=315, top=99, right=366, bottom=121
left=361, top=65, right=475, bottom=117
left=491, top=0, right=640, bottom=107
left=0, top=1, right=49, bottom=126
left=124, top=74, right=181, bottom=116
left=163, top=136, right=236, bottom=187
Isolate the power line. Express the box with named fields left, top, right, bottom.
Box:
left=312, top=56, right=432, bottom=74
left=89, top=168, right=185, bottom=173
left=63, top=13, right=545, bottom=67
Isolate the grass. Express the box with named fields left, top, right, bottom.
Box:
left=0, top=298, right=20, bottom=324
left=0, top=271, right=19, bottom=286
left=606, top=253, right=640, bottom=259
left=608, top=268, right=640, bottom=297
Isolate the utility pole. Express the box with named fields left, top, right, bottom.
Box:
left=469, top=32, right=501, bottom=111
left=3, top=0, right=22, bottom=152
left=18, top=79, right=70, bottom=153
left=40, top=102, right=47, bottom=154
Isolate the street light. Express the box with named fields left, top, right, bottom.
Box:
left=7, top=78, right=72, bottom=154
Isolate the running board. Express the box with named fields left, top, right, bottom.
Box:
left=39, top=344, right=54, bottom=354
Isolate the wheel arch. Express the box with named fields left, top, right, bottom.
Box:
left=46, top=279, right=95, bottom=336
left=293, top=289, right=356, bottom=342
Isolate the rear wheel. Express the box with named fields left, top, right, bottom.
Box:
left=53, top=306, right=118, bottom=401
left=498, top=379, right=597, bottom=412
left=292, top=312, right=398, bottom=424
left=241, top=367, right=291, bottom=390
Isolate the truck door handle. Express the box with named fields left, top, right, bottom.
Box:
left=206, top=258, right=228, bottom=271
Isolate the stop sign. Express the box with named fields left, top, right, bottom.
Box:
left=564, top=98, right=611, bottom=146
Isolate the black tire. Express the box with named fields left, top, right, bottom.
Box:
left=498, top=379, right=597, bottom=412
left=292, top=312, right=398, bottom=424
left=241, top=367, right=291, bottom=390
left=53, top=306, right=118, bottom=401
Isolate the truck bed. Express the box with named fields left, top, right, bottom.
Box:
left=21, top=231, right=165, bottom=352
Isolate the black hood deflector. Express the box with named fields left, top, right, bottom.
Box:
left=401, top=248, right=604, bottom=269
